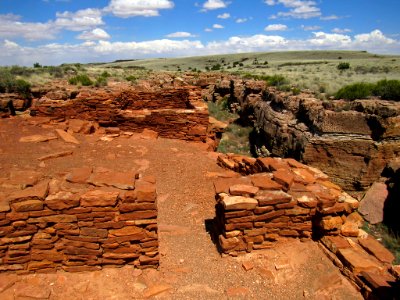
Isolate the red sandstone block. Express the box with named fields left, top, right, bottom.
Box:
left=80, top=190, right=119, bottom=207
left=359, top=236, right=395, bottom=264
left=285, top=207, right=310, bottom=216
left=12, top=200, right=43, bottom=212
left=226, top=216, right=254, bottom=224
left=254, top=210, right=285, bottom=222
left=109, top=226, right=143, bottom=237
left=135, top=182, right=157, bottom=202
left=224, top=210, right=252, bottom=219
left=250, top=174, right=283, bottom=190
left=273, top=169, right=294, bottom=190
left=321, top=235, right=351, bottom=254
left=276, top=201, right=297, bottom=209
left=94, top=222, right=125, bottom=229
left=256, top=190, right=292, bottom=206
left=279, top=230, right=299, bottom=237
left=45, top=192, right=80, bottom=210
left=229, top=184, right=259, bottom=197
left=118, top=210, right=157, bottom=221
left=80, top=227, right=108, bottom=238
left=213, top=177, right=252, bottom=194
left=119, top=203, right=156, bottom=213
left=219, top=235, right=241, bottom=251
left=256, top=157, right=289, bottom=172
left=292, top=168, right=316, bottom=184
left=225, top=222, right=253, bottom=231
left=65, top=167, right=93, bottom=184
left=254, top=206, right=274, bottom=214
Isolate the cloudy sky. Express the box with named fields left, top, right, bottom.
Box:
left=0, top=0, right=399, bottom=65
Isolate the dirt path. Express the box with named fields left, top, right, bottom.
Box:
left=0, top=118, right=363, bottom=299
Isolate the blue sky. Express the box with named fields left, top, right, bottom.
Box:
left=0, top=0, right=399, bottom=65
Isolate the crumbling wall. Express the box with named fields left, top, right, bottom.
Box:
left=30, top=87, right=209, bottom=143
left=0, top=167, right=158, bottom=273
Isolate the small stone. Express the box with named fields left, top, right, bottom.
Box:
left=80, top=190, right=119, bottom=207
left=19, top=134, right=57, bottom=143
left=55, top=128, right=80, bottom=144
left=12, top=199, right=43, bottom=212
left=143, top=284, right=172, bottom=298
left=242, top=261, right=254, bottom=271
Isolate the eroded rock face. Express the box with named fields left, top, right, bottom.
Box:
left=205, top=78, right=400, bottom=192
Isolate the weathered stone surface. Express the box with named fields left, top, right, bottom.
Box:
left=221, top=195, right=258, bottom=211
left=256, top=190, right=292, bottom=206
left=213, top=177, right=252, bottom=194
left=229, top=184, right=259, bottom=196
left=7, top=180, right=49, bottom=202
left=12, top=200, right=43, bottom=212
left=38, top=151, right=73, bottom=161
left=337, top=247, right=383, bottom=275
left=359, top=236, right=395, bottom=264
left=45, top=191, right=80, bottom=210
left=109, top=226, right=144, bottom=237
left=250, top=174, right=282, bottom=190
left=66, top=167, right=93, bottom=184
left=19, top=134, right=57, bottom=143
left=88, top=168, right=136, bottom=190
left=359, top=182, right=389, bottom=224
left=321, top=236, right=351, bottom=254
left=273, top=169, right=294, bottom=189
left=80, top=190, right=119, bottom=207
left=135, top=181, right=156, bottom=202
left=320, top=216, right=343, bottom=231
left=55, top=128, right=80, bottom=144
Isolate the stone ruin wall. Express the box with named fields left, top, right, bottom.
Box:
left=214, top=153, right=399, bottom=298
left=0, top=167, right=158, bottom=274
left=29, top=86, right=210, bottom=144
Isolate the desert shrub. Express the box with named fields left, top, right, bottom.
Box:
left=0, top=69, right=31, bottom=97
left=373, top=79, right=400, bottom=101
left=292, top=87, right=301, bottom=95
left=337, top=62, right=350, bottom=70
left=211, top=64, right=221, bottom=71
left=267, top=74, right=288, bottom=87
left=207, top=98, right=237, bottom=122
left=68, top=74, right=93, bottom=86
left=335, top=82, right=374, bottom=100
left=33, top=62, right=42, bottom=68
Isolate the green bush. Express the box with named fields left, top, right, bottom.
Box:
left=68, top=74, right=93, bottom=86
left=0, top=69, right=31, bottom=98
left=337, top=62, right=350, bottom=70
left=335, top=82, right=374, bottom=100
left=373, top=79, right=400, bottom=101
left=267, top=74, right=288, bottom=87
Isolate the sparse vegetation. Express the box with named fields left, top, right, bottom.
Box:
left=68, top=74, right=93, bottom=86
left=0, top=69, right=31, bottom=98
left=337, top=62, right=350, bottom=70
left=335, top=80, right=400, bottom=101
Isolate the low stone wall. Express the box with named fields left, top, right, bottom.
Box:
left=30, top=86, right=209, bottom=143
left=214, top=153, right=399, bottom=297
left=0, top=167, right=158, bottom=273
left=214, top=154, right=359, bottom=255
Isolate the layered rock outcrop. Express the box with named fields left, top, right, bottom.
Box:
left=203, top=78, right=400, bottom=192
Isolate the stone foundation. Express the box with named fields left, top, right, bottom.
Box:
left=30, top=86, right=209, bottom=143
left=214, top=154, right=359, bottom=255
left=214, top=153, right=399, bottom=296
left=0, top=167, right=158, bottom=273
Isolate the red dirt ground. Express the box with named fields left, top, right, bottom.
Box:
left=0, top=117, right=363, bottom=299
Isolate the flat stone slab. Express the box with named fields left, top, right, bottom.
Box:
left=337, top=247, right=383, bottom=275
left=358, top=236, right=395, bottom=264
left=359, top=182, right=388, bottom=224
left=221, top=196, right=258, bottom=211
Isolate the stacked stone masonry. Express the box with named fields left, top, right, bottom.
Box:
left=215, top=153, right=399, bottom=297
left=0, top=167, right=158, bottom=273
left=30, top=86, right=209, bottom=143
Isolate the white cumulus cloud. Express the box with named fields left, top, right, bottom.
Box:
left=265, top=24, right=288, bottom=31
left=105, top=0, right=174, bottom=18
left=236, top=18, right=248, bottom=23
left=55, top=8, right=104, bottom=31
left=0, top=14, right=58, bottom=40
left=165, top=31, right=196, bottom=38
left=217, top=13, right=230, bottom=19
left=213, top=24, right=224, bottom=29
left=266, top=0, right=321, bottom=19
left=202, top=0, right=229, bottom=11
left=77, top=28, right=111, bottom=40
